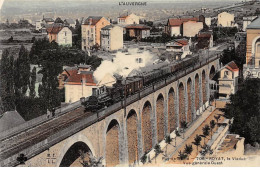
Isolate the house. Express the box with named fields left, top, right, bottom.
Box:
left=166, top=38, right=191, bottom=59
left=196, top=32, right=214, bottom=49
left=101, top=25, right=123, bottom=51
left=183, top=21, right=203, bottom=37
left=242, top=16, right=257, bottom=31
left=243, top=17, right=260, bottom=78
left=217, top=12, right=235, bottom=27
left=125, top=24, right=151, bottom=40
left=35, top=20, right=42, bottom=31
left=63, top=65, right=96, bottom=103
left=117, top=13, right=139, bottom=25
left=81, top=16, right=110, bottom=50
left=46, top=23, right=72, bottom=46
left=164, top=17, right=199, bottom=36
left=42, top=17, right=54, bottom=25
left=35, top=16, right=54, bottom=31
left=64, top=19, right=76, bottom=28
left=218, top=61, right=239, bottom=99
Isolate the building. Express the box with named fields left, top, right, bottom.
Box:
left=125, top=24, right=151, bottom=40
left=196, top=32, right=214, bottom=49
left=63, top=65, right=96, bottom=103
left=117, top=13, right=139, bottom=25
left=214, top=134, right=245, bottom=158
left=218, top=61, right=239, bottom=99
left=64, top=19, right=76, bottom=28
left=217, top=12, right=235, bottom=27
left=243, top=16, right=257, bottom=32
left=101, top=25, right=123, bottom=51
left=164, top=17, right=199, bottom=36
left=35, top=17, right=54, bottom=31
left=183, top=21, right=203, bottom=37
left=46, top=23, right=72, bottom=46
left=81, top=16, right=110, bottom=50
left=244, top=17, right=260, bottom=78
left=166, top=38, right=191, bottom=59
left=42, top=17, right=54, bottom=25
left=205, top=17, right=212, bottom=27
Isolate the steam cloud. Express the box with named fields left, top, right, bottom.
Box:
left=93, top=48, right=159, bottom=83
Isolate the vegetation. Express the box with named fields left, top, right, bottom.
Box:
left=213, top=27, right=238, bottom=43
left=180, top=120, right=188, bottom=138
left=192, top=135, right=202, bottom=154
left=140, top=152, right=148, bottom=164
left=153, top=144, right=163, bottom=163
left=222, top=78, right=260, bottom=145
left=0, top=38, right=102, bottom=119
left=201, top=124, right=210, bottom=145
left=210, top=120, right=216, bottom=138
left=184, top=144, right=193, bottom=159
left=164, top=135, right=173, bottom=156
left=200, top=144, right=213, bottom=157
left=177, top=150, right=187, bottom=161
left=175, top=130, right=181, bottom=147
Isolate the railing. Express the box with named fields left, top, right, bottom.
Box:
left=0, top=49, right=223, bottom=167
left=0, top=100, right=82, bottom=141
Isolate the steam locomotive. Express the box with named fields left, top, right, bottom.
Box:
left=82, top=55, right=199, bottom=112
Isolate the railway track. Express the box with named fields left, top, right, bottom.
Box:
left=0, top=106, right=90, bottom=161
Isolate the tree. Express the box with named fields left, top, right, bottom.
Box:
left=177, top=150, right=187, bottom=161
left=140, top=152, right=148, bottom=164
left=210, top=120, right=216, bottom=138
left=200, top=144, right=213, bottom=157
left=223, top=78, right=260, bottom=145
left=153, top=144, right=162, bottom=164
left=175, top=130, right=181, bottom=147
left=181, top=120, right=188, bottom=139
left=79, top=150, right=103, bottom=167
left=184, top=144, right=193, bottom=159
left=192, top=135, right=202, bottom=155
left=14, top=45, right=31, bottom=99
left=0, top=49, right=15, bottom=112
left=164, top=135, right=172, bottom=156
left=214, top=115, right=221, bottom=124
left=201, top=124, right=210, bottom=145
left=29, top=67, right=36, bottom=98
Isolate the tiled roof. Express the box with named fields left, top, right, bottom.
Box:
left=167, top=17, right=199, bottom=27
left=118, top=13, right=129, bottom=18
left=125, top=24, right=151, bottom=30
left=83, top=16, right=103, bottom=25
left=198, top=32, right=212, bottom=38
left=46, top=23, right=64, bottom=34
left=225, top=61, right=239, bottom=72
left=65, top=69, right=95, bottom=85
left=167, top=39, right=189, bottom=47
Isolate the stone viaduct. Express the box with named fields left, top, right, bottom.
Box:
left=2, top=55, right=220, bottom=167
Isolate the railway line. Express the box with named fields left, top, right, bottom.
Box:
left=0, top=106, right=90, bottom=161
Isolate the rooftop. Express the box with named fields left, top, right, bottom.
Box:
left=125, top=24, right=151, bottom=30
left=247, top=16, right=260, bottom=29
left=167, top=17, right=199, bottom=27
left=46, top=23, right=66, bottom=34
left=83, top=16, right=103, bottom=25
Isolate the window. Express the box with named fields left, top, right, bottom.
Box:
left=88, top=30, right=89, bottom=35
left=64, top=31, right=67, bottom=36
left=91, top=28, right=93, bottom=33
